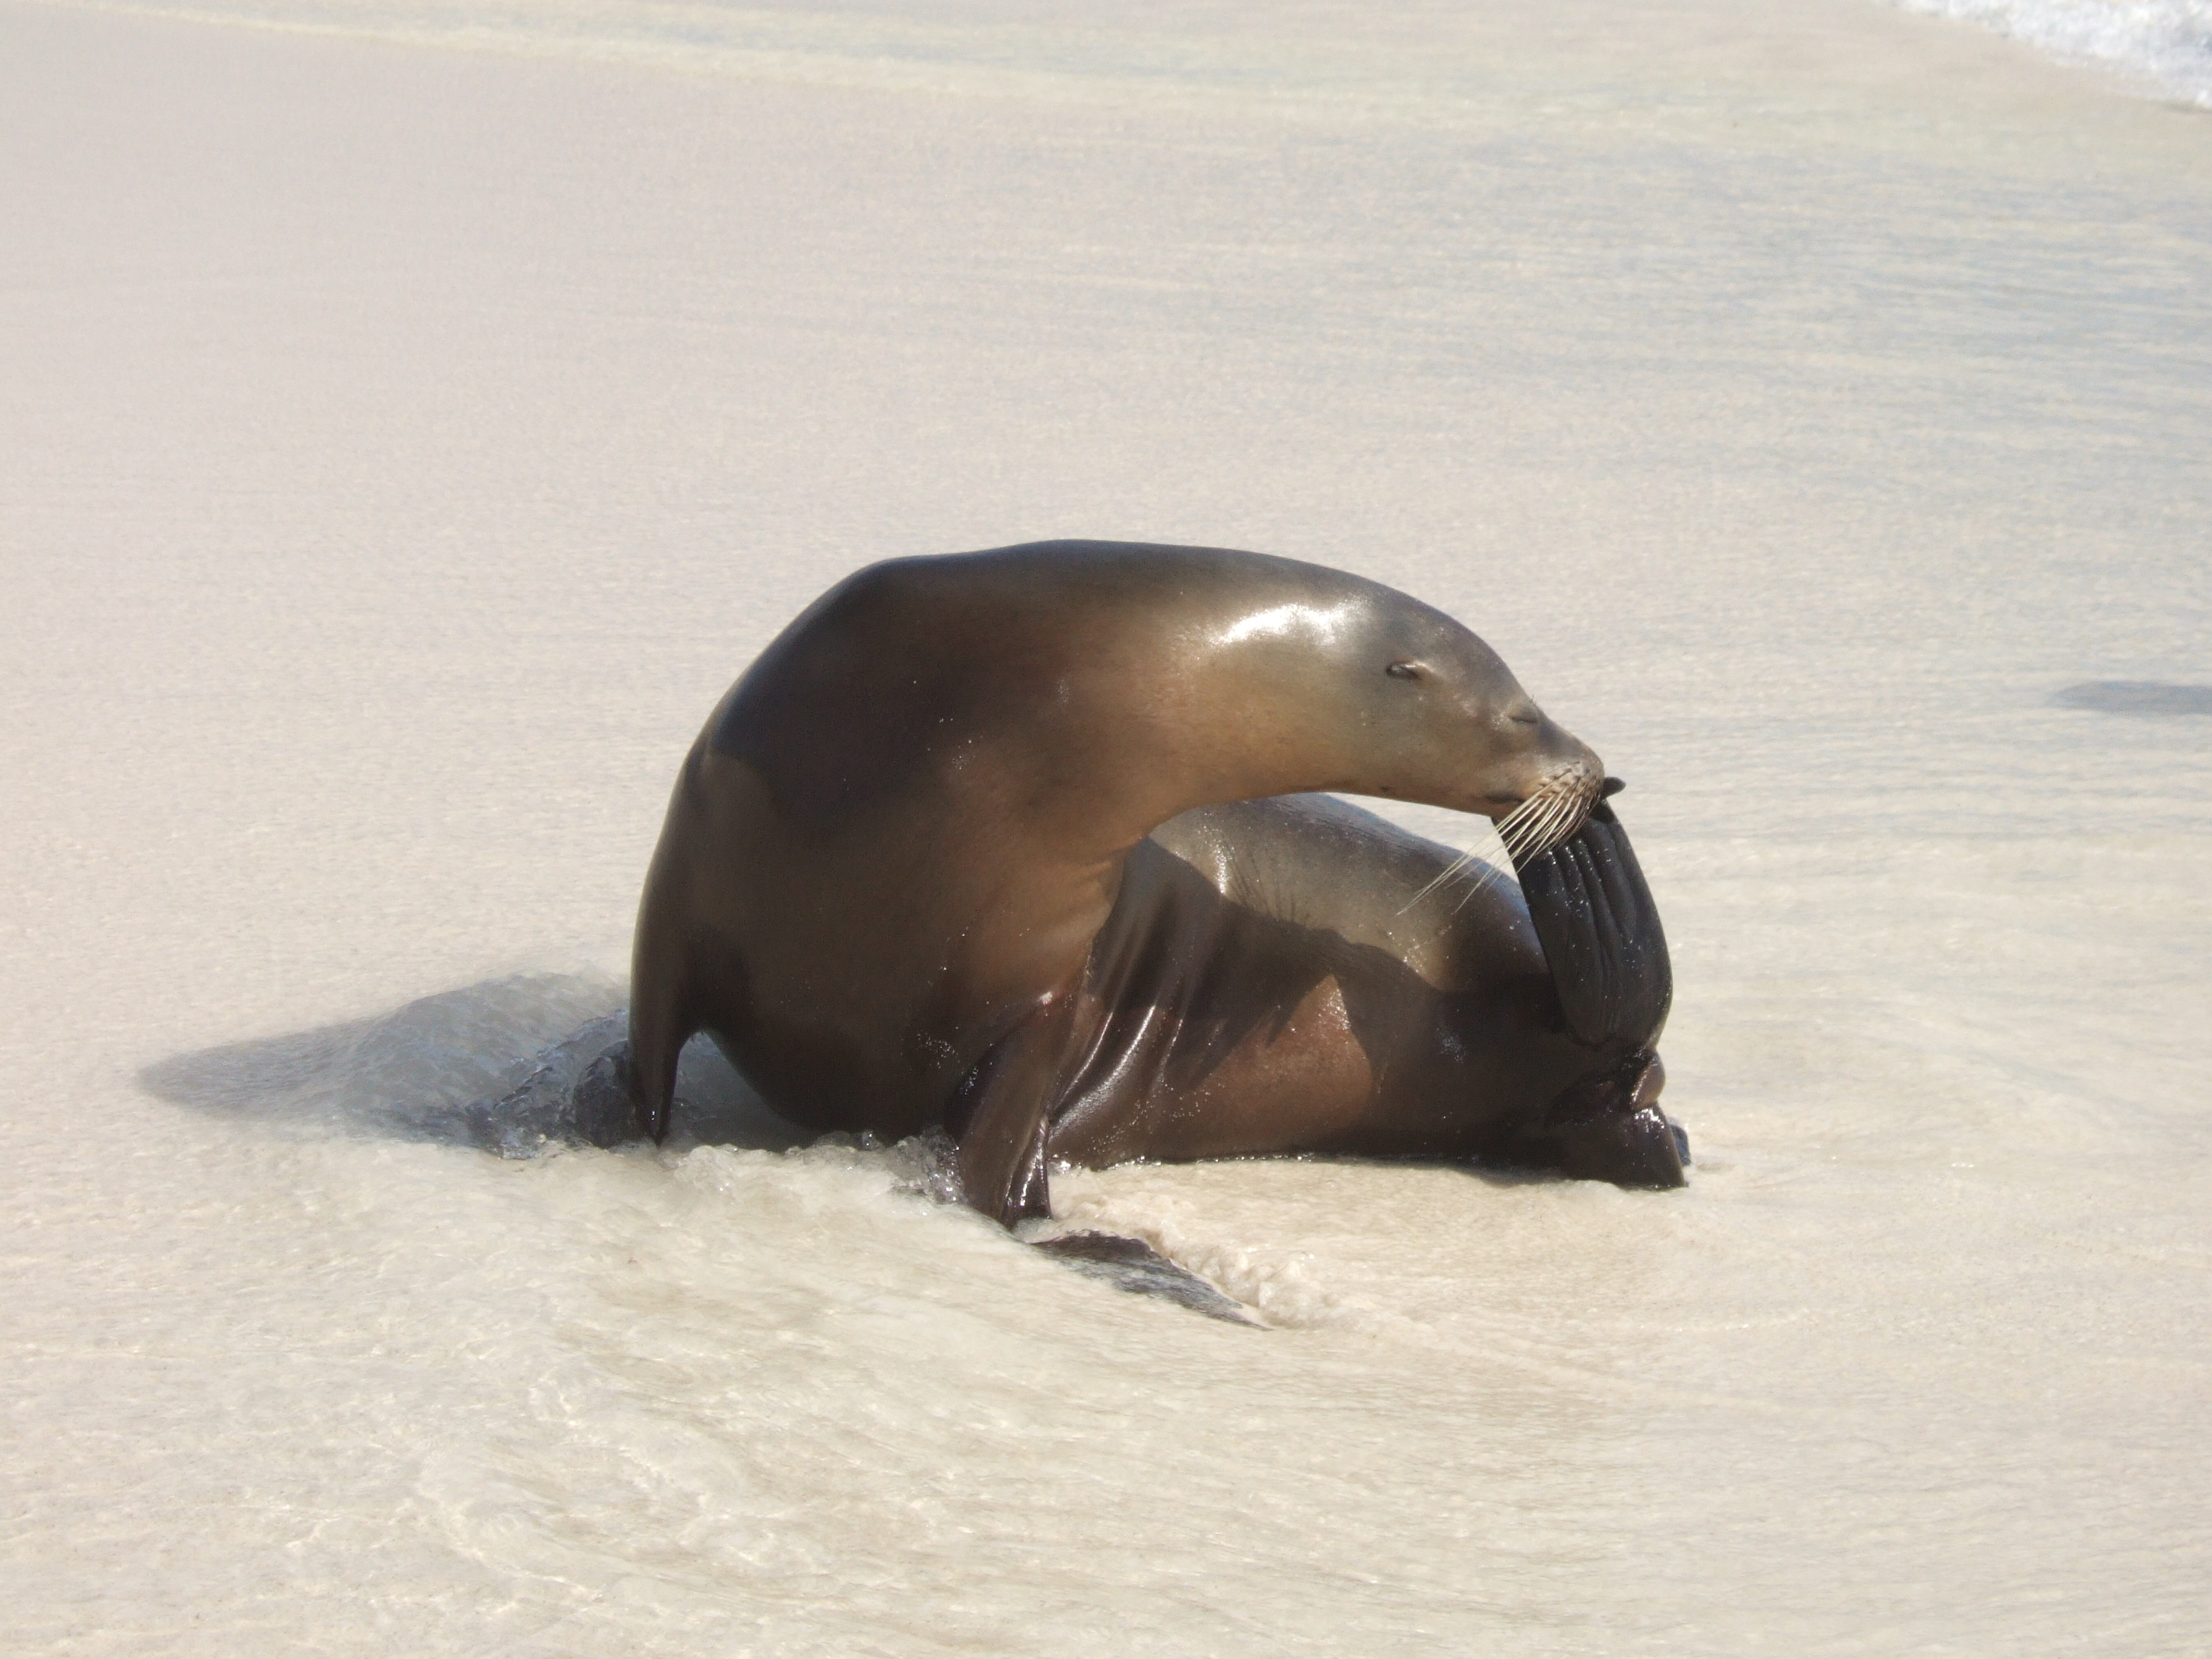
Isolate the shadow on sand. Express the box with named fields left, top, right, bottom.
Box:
left=137, top=972, right=812, bottom=1156
left=2051, top=680, right=2212, bottom=716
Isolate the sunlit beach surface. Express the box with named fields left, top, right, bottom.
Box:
left=3, top=0, right=2207, bottom=1651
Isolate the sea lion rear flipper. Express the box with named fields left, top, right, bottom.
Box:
left=1518, top=795, right=1672, bottom=1055
left=1539, top=1051, right=1685, bottom=1188
left=1515, top=796, right=1685, bottom=1188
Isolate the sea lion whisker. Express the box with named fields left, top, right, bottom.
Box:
left=1403, top=792, right=1547, bottom=916
left=1403, top=795, right=1543, bottom=912
left=1521, top=785, right=1576, bottom=861
left=1547, top=784, right=1596, bottom=852
left=1445, top=857, right=1513, bottom=916
left=1454, top=778, right=1575, bottom=916
left=1421, top=792, right=1554, bottom=924
left=1493, top=792, right=1544, bottom=854
left=1502, top=785, right=1560, bottom=860
left=1546, top=779, right=1589, bottom=847
left=1400, top=844, right=1484, bottom=912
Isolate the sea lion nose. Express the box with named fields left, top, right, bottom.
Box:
left=1528, top=712, right=1599, bottom=772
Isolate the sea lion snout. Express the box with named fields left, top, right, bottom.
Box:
left=1469, top=716, right=1605, bottom=859
left=1494, top=712, right=1601, bottom=795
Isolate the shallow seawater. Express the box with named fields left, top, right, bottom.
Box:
left=5, top=0, right=2210, bottom=1651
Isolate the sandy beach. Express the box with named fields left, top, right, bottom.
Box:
left=4, top=0, right=2209, bottom=1651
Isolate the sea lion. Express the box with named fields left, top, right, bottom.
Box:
left=620, top=539, right=1682, bottom=1226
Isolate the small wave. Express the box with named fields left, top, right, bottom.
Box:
left=1890, top=0, right=2212, bottom=104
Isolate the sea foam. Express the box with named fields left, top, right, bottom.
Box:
left=1893, top=0, right=2212, bottom=103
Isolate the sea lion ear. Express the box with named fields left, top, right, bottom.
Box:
left=1386, top=660, right=1428, bottom=681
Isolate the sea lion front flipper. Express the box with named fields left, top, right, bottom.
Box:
left=949, top=1004, right=1076, bottom=1227
left=1518, top=796, right=1672, bottom=1056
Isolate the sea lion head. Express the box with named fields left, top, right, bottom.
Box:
left=1190, top=565, right=1605, bottom=859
